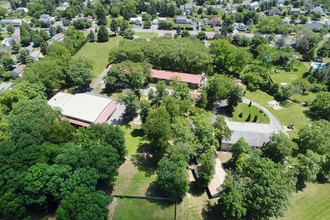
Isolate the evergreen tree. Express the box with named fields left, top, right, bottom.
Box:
left=89, top=30, right=95, bottom=42
left=97, top=25, right=109, bottom=42
left=110, top=18, right=118, bottom=33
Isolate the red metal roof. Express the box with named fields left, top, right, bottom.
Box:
left=95, top=100, right=117, bottom=123
left=151, top=69, right=202, bottom=85
left=67, top=118, right=91, bottom=127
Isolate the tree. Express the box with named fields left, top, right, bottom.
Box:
left=97, top=25, right=109, bottom=42
left=296, top=150, right=325, bottom=189
left=157, top=156, right=188, bottom=201
left=96, top=5, right=107, bottom=25
left=119, top=20, right=129, bottom=35
left=213, top=116, right=231, bottom=146
left=1, top=56, right=14, bottom=71
left=110, top=18, right=118, bottom=33
left=11, top=40, right=20, bottom=54
left=6, top=25, right=14, bottom=35
left=121, top=0, right=136, bottom=20
left=310, top=92, right=330, bottom=121
left=123, top=29, right=135, bottom=40
left=191, top=113, right=216, bottom=151
left=197, top=31, right=206, bottom=41
left=262, top=131, right=295, bottom=164
left=250, top=34, right=269, bottom=55
left=56, top=187, right=109, bottom=220
left=118, top=89, right=139, bottom=120
left=110, top=6, right=120, bottom=17
left=17, top=49, right=29, bottom=64
left=230, top=137, right=250, bottom=171
left=181, top=30, right=190, bottom=38
left=197, top=150, right=216, bottom=188
left=144, top=106, right=172, bottom=156
left=173, top=82, right=190, bottom=100
left=155, top=81, right=169, bottom=104
left=217, top=173, right=247, bottom=219
left=66, top=57, right=93, bottom=89
left=8, top=99, right=60, bottom=147
left=295, top=28, right=320, bottom=61
left=89, top=30, right=95, bottom=42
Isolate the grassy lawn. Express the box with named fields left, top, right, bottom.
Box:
left=113, top=198, right=175, bottom=220
left=270, top=62, right=308, bottom=84
left=245, top=90, right=311, bottom=138
left=135, top=32, right=158, bottom=39
left=74, top=36, right=122, bottom=77
left=276, top=183, right=330, bottom=220
left=229, top=103, right=270, bottom=123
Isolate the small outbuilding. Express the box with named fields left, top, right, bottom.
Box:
left=11, top=64, right=26, bottom=77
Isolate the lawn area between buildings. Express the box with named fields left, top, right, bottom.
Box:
left=229, top=103, right=270, bottom=123
left=245, top=90, right=310, bottom=138
left=74, top=36, right=122, bottom=78
left=270, top=62, right=308, bottom=84
left=111, top=125, right=216, bottom=220
left=275, top=183, right=330, bottom=220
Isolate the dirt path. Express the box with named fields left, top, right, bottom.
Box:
left=108, top=197, right=118, bottom=220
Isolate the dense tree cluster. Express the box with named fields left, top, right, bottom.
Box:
left=0, top=97, right=125, bottom=219
left=109, top=38, right=212, bottom=74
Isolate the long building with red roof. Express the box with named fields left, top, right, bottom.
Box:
left=151, top=69, right=203, bottom=88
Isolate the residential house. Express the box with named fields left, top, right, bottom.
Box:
left=57, top=2, right=70, bottom=11
left=311, top=7, right=324, bottom=15
left=304, top=22, right=324, bottom=31
left=238, top=23, right=246, bottom=31
left=129, top=17, right=142, bottom=25
left=0, top=19, right=22, bottom=26
left=39, top=14, right=54, bottom=23
left=277, top=0, right=285, bottom=4
left=0, top=82, right=13, bottom=92
left=28, top=50, right=43, bottom=61
left=305, top=2, right=314, bottom=12
left=16, top=7, right=29, bottom=13
left=180, top=4, right=193, bottom=15
left=249, top=2, right=259, bottom=10
left=11, top=64, right=26, bottom=77
left=175, top=16, right=192, bottom=24
left=49, top=33, right=65, bottom=45
left=283, top=17, right=291, bottom=24
left=10, top=28, right=20, bottom=41
left=268, top=8, right=282, bottom=16
left=289, top=7, right=301, bottom=14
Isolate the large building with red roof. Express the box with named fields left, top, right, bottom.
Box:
left=151, top=69, right=203, bottom=88
left=48, top=92, right=117, bottom=127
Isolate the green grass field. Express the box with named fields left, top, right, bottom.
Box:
left=113, top=198, right=175, bottom=220
left=229, top=103, right=270, bottom=123
left=74, top=36, right=122, bottom=77
left=270, top=62, right=308, bottom=84
left=245, top=90, right=310, bottom=138
left=276, top=183, right=330, bottom=220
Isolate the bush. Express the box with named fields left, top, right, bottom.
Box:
left=246, top=113, right=251, bottom=122
left=253, top=115, right=258, bottom=122
left=239, top=112, right=243, bottom=118
left=248, top=101, right=252, bottom=107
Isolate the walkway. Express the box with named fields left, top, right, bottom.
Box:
left=241, top=97, right=282, bottom=130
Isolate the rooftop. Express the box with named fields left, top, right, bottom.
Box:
left=151, top=69, right=202, bottom=85
left=48, top=92, right=116, bottom=124
left=12, top=64, right=26, bottom=73
left=222, top=121, right=280, bottom=147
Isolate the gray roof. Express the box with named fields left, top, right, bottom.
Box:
left=0, top=82, right=12, bottom=92
left=51, top=33, right=64, bottom=41
left=28, top=50, right=42, bottom=59
left=12, top=64, right=26, bottom=74
left=312, top=7, right=324, bottom=14
left=304, top=22, right=324, bottom=30
left=222, top=121, right=280, bottom=147
left=10, top=28, right=20, bottom=39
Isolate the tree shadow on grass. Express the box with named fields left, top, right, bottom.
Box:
left=189, top=182, right=205, bottom=197
left=145, top=181, right=176, bottom=209
left=130, top=142, right=158, bottom=177
left=130, top=128, right=144, bottom=137
left=201, top=201, right=222, bottom=220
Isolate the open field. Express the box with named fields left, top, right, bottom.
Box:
left=112, top=125, right=216, bottom=220
left=229, top=103, right=270, bottom=123
left=276, top=183, right=330, bottom=220
left=270, top=62, right=308, bottom=84
left=113, top=198, right=175, bottom=220
left=245, top=90, right=310, bottom=138
left=74, top=36, right=122, bottom=77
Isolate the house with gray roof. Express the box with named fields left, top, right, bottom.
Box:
left=10, top=28, right=20, bottom=41
left=11, top=64, right=26, bottom=77
left=0, top=82, right=13, bottom=92
left=175, top=16, right=192, bottom=24
left=304, top=22, right=324, bottom=31
left=312, top=7, right=324, bottom=15
left=28, top=50, right=43, bottom=61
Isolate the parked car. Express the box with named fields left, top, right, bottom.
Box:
left=314, top=57, right=323, bottom=62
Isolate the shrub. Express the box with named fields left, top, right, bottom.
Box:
left=248, top=101, right=252, bottom=107
left=253, top=115, right=258, bottom=122
left=239, top=112, right=243, bottom=118
left=246, top=113, right=251, bottom=122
